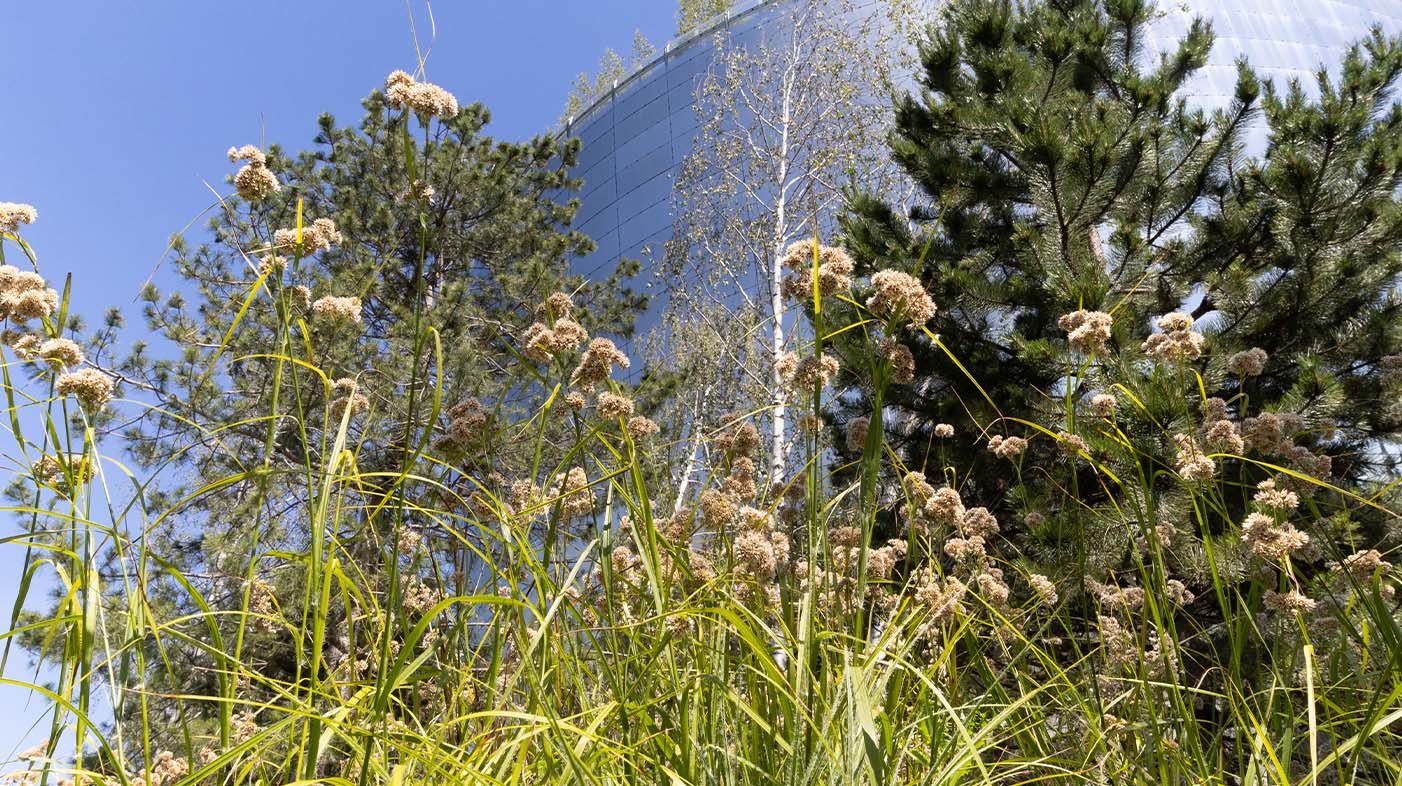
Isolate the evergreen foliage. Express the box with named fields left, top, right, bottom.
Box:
left=74, top=80, right=644, bottom=742
left=834, top=0, right=1402, bottom=569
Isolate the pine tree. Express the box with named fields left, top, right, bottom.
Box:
left=833, top=0, right=1402, bottom=580
left=87, top=76, right=645, bottom=744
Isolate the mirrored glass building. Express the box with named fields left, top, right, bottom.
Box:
left=562, top=0, right=1402, bottom=288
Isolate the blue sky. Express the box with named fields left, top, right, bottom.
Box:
left=1, top=0, right=675, bottom=323
left=0, top=0, right=674, bottom=756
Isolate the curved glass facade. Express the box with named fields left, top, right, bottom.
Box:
left=564, top=0, right=1402, bottom=287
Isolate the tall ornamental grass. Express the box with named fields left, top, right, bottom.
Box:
left=2, top=67, right=1401, bottom=786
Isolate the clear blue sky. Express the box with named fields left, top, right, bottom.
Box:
left=1, top=0, right=675, bottom=322
left=0, top=0, right=675, bottom=757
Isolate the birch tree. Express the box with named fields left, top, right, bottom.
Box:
left=657, top=0, right=925, bottom=487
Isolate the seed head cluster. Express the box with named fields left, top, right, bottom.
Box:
left=779, top=240, right=854, bottom=300
left=56, top=367, right=115, bottom=412
left=38, top=338, right=84, bottom=369
left=1058, top=310, right=1114, bottom=356
left=385, top=70, right=460, bottom=119
left=228, top=144, right=280, bottom=201
left=549, top=466, right=593, bottom=520
left=1227, top=347, right=1268, bottom=376
left=1240, top=512, right=1310, bottom=561
left=0, top=202, right=38, bottom=234
left=1263, top=589, right=1317, bottom=614
left=1171, top=433, right=1216, bottom=481
left=627, top=415, right=659, bottom=441
left=866, top=269, right=936, bottom=329
left=442, top=398, right=488, bottom=449
left=1091, top=393, right=1117, bottom=418
left=1198, top=397, right=1244, bottom=454
left=274, top=217, right=343, bottom=255
left=879, top=337, right=915, bottom=384
left=776, top=351, right=839, bottom=392
left=845, top=415, right=870, bottom=452
left=1328, top=549, right=1392, bottom=581
left=597, top=392, right=634, bottom=421
left=311, top=295, right=363, bottom=323
left=0, top=265, right=60, bottom=323
left=570, top=338, right=630, bottom=392
left=987, top=434, right=1028, bottom=459
left=1143, top=312, right=1206, bottom=364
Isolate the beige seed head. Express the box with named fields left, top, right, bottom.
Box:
left=234, top=163, right=280, bottom=201
left=55, top=367, right=114, bottom=411
left=38, top=338, right=84, bottom=368
left=0, top=202, right=38, bottom=233
left=311, top=295, right=363, bottom=323
left=867, top=269, right=936, bottom=329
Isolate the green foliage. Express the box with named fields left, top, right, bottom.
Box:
left=676, top=0, right=734, bottom=36
left=834, top=0, right=1402, bottom=571
left=2, top=6, right=1402, bottom=786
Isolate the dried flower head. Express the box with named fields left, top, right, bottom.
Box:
left=0, top=266, right=59, bottom=323
left=259, top=255, right=287, bottom=277
left=627, top=415, right=659, bottom=441
left=550, top=466, right=593, bottom=519
left=311, top=295, right=363, bottom=323
left=407, top=81, right=460, bottom=119
left=291, top=284, right=312, bottom=311
left=987, top=434, right=1028, bottom=459
left=0, top=202, right=38, bottom=233
left=385, top=70, right=459, bottom=119
left=1227, top=347, right=1268, bottom=376
left=1143, top=312, right=1206, bottom=364
left=1264, top=589, right=1317, bottom=614
left=845, top=415, right=870, bottom=453
left=1165, top=579, right=1195, bottom=606
left=38, top=338, right=84, bottom=369
left=329, top=393, right=370, bottom=420
left=1201, top=417, right=1244, bottom=455
left=597, top=392, right=635, bottom=421
left=570, top=338, right=630, bottom=391
left=1058, top=310, right=1114, bottom=356
left=32, top=453, right=92, bottom=487
left=976, top=570, right=1010, bottom=607
left=700, top=488, right=738, bottom=529
left=1240, top=512, right=1310, bottom=561
left=227, top=145, right=266, bottom=165
left=7, top=332, right=41, bottom=359
left=541, top=291, right=574, bottom=318
left=912, top=568, right=967, bottom=624
left=1253, top=479, right=1300, bottom=511
left=1091, top=393, right=1117, bottom=418
left=1171, top=433, right=1216, bottom=481
left=879, top=337, right=915, bottom=384
left=1057, top=430, right=1088, bottom=458
left=401, top=179, right=436, bottom=203
left=234, top=163, right=280, bottom=201
left=55, top=368, right=114, bottom=411
left=944, top=535, right=985, bottom=563
left=274, top=217, right=342, bottom=254
left=714, top=415, right=762, bottom=455
left=959, top=507, right=999, bottom=537
left=733, top=528, right=778, bottom=581
left=866, top=269, right=936, bottom=329
left=777, top=352, right=839, bottom=392
left=1328, top=549, right=1392, bottom=581
left=780, top=240, right=855, bottom=299
left=1029, top=574, right=1058, bottom=604
left=933, top=423, right=954, bottom=438
left=924, top=486, right=965, bottom=525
